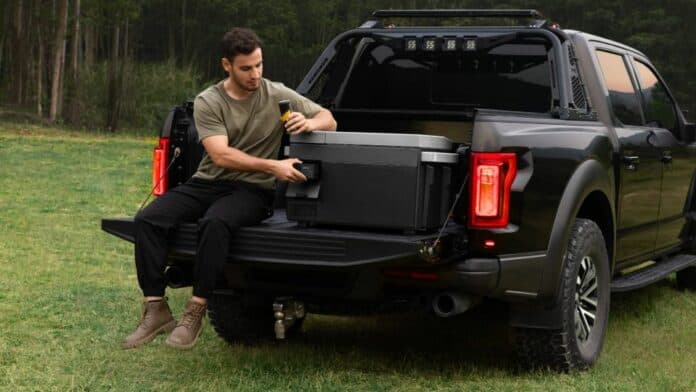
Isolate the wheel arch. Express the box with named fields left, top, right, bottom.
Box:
left=540, top=159, right=615, bottom=301
left=576, top=190, right=615, bottom=273
left=510, top=160, right=614, bottom=330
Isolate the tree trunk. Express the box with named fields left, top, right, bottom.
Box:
left=180, top=0, right=186, bottom=65
left=106, top=24, right=120, bottom=131
left=123, top=19, right=129, bottom=58
left=70, top=0, right=79, bottom=80
left=37, top=24, right=43, bottom=116
left=168, top=25, right=175, bottom=62
left=12, top=0, right=25, bottom=104
left=57, top=31, right=66, bottom=117
left=113, top=20, right=129, bottom=129
left=63, top=0, right=80, bottom=124
left=83, top=23, right=93, bottom=68
left=0, top=1, right=11, bottom=95
left=49, top=0, right=68, bottom=123
left=0, top=3, right=6, bottom=78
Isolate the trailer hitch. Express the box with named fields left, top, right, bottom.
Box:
left=272, top=297, right=306, bottom=339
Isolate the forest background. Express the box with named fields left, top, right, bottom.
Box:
left=1, top=0, right=695, bottom=132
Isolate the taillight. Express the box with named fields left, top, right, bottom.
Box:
left=152, top=137, right=170, bottom=196
left=468, top=152, right=517, bottom=228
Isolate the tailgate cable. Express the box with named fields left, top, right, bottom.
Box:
left=137, top=147, right=181, bottom=211
left=421, top=174, right=468, bottom=262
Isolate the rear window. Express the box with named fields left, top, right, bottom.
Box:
left=313, top=36, right=553, bottom=114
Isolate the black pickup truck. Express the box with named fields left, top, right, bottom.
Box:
left=103, top=10, right=696, bottom=370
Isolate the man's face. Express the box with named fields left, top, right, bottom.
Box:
left=222, top=47, right=263, bottom=92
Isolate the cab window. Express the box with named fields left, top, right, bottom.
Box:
left=596, top=50, right=643, bottom=126
left=633, top=60, right=678, bottom=138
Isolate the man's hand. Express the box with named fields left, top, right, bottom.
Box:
left=284, top=108, right=336, bottom=135
left=269, top=158, right=307, bottom=183
left=284, top=112, right=312, bottom=135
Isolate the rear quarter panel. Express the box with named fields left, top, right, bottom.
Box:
left=470, top=111, right=615, bottom=299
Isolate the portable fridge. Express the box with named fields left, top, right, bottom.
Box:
left=285, top=131, right=458, bottom=232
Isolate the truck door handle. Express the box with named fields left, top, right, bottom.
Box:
left=623, top=155, right=640, bottom=170
left=646, top=130, right=657, bottom=147
left=661, top=153, right=673, bottom=164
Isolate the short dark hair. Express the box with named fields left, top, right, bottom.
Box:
left=221, top=28, right=263, bottom=60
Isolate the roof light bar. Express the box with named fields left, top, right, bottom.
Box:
left=372, top=9, right=543, bottom=19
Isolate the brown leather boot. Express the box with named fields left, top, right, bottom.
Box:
left=165, top=299, right=207, bottom=350
left=122, top=298, right=176, bottom=349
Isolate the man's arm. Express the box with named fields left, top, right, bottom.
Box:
left=201, top=135, right=307, bottom=183
left=285, top=107, right=337, bottom=135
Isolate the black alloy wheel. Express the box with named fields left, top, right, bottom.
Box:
left=513, top=218, right=610, bottom=371
left=575, top=255, right=599, bottom=343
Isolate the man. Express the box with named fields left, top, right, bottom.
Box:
left=123, top=28, right=337, bottom=350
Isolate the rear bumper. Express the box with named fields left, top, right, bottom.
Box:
left=101, top=214, right=546, bottom=303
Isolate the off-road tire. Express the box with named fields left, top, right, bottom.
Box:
left=208, top=291, right=305, bottom=344
left=513, top=218, right=610, bottom=371
left=676, top=266, right=696, bottom=290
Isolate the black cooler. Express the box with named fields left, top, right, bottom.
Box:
left=285, top=131, right=458, bottom=232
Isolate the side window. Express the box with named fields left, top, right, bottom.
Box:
left=595, top=50, right=643, bottom=126
left=633, top=60, right=678, bottom=137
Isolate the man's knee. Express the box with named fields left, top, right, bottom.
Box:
left=198, top=216, right=238, bottom=235
left=135, top=200, right=179, bottom=230
left=133, top=209, right=148, bottom=225
left=134, top=208, right=161, bottom=232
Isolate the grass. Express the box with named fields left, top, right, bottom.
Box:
left=1, top=121, right=695, bottom=391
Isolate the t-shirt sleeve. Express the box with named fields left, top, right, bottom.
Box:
left=193, top=95, right=227, bottom=142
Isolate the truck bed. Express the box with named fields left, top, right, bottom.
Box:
left=102, top=208, right=466, bottom=267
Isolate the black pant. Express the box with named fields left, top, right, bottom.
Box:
left=133, top=178, right=274, bottom=298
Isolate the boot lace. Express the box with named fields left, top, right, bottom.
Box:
left=180, top=302, right=206, bottom=330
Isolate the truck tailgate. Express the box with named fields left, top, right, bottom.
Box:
left=101, top=209, right=464, bottom=267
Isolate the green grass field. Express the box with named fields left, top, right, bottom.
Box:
left=1, top=122, right=695, bottom=391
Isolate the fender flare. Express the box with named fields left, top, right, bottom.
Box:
left=540, top=159, right=615, bottom=301
left=510, top=159, right=614, bottom=329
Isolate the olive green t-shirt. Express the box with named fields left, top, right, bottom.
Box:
left=192, top=78, right=323, bottom=189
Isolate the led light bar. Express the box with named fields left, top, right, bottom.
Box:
left=401, top=37, right=479, bottom=52
left=422, top=37, right=437, bottom=51
left=443, top=38, right=458, bottom=51
left=464, top=39, right=477, bottom=51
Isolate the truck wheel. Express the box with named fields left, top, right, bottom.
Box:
left=513, top=218, right=610, bottom=371
left=208, top=292, right=305, bottom=344
left=676, top=266, right=696, bottom=290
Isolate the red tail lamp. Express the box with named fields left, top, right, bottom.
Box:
left=152, top=138, right=170, bottom=196
left=469, top=152, right=517, bottom=229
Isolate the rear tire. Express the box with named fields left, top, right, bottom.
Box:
left=513, top=218, right=610, bottom=371
left=208, top=292, right=274, bottom=343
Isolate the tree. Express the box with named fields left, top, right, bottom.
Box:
left=0, top=0, right=694, bottom=127
left=49, top=0, right=69, bottom=123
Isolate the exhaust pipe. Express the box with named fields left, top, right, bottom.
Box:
left=432, top=292, right=474, bottom=317
left=165, top=265, right=193, bottom=288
